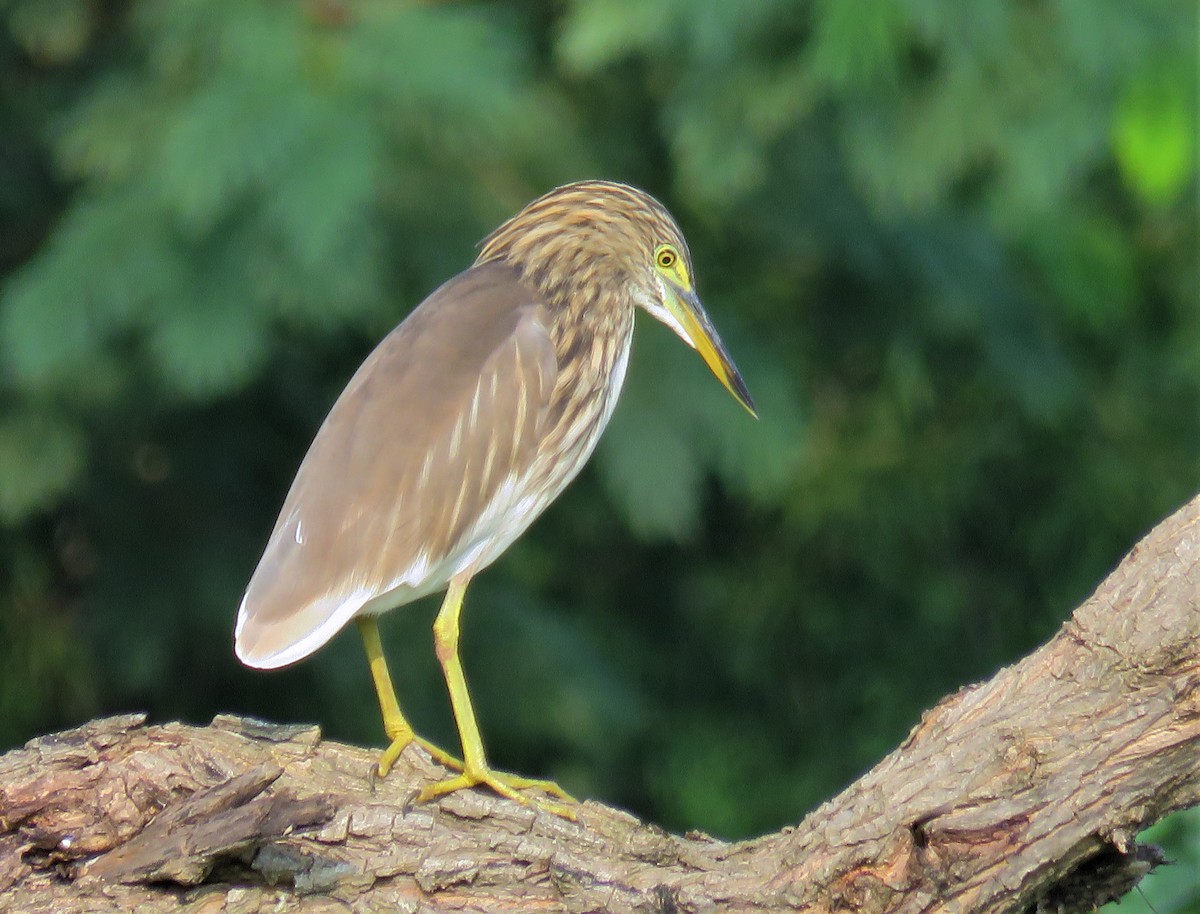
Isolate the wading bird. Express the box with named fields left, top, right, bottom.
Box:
left=235, top=181, right=756, bottom=817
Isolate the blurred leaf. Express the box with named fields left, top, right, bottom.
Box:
left=1112, top=58, right=1196, bottom=206
left=0, top=189, right=191, bottom=400
left=8, top=0, right=91, bottom=64
left=667, top=83, right=770, bottom=204
left=0, top=543, right=97, bottom=746
left=807, top=0, right=906, bottom=90
left=0, top=410, right=86, bottom=522
left=557, top=0, right=691, bottom=73
left=599, top=374, right=704, bottom=539
left=1025, top=211, right=1137, bottom=333
left=147, top=276, right=270, bottom=400
left=152, top=76, right=310, bottom=234
left=647, top=714, right=817, bottom=837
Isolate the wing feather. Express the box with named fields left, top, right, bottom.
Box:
left=235, top=261, right=557, bottom=668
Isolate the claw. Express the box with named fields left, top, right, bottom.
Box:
left=417, top=766, right=578, bottom=820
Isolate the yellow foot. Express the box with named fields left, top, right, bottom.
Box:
left=416, top=766, right=578, bottom=820
left=377, top=733, right=464, bottom=779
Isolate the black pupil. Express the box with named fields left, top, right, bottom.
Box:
left=661, top=252, right=673, bottom=266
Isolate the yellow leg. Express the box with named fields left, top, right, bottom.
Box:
left=416, top=574, right=577, bottom=819
left=356, top=615, right=461, bottom=776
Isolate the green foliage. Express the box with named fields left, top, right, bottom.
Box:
left=1, top=2, right=1198, bottom=902
left=0, top=410, right=86, bottom=521
left=1113, top=56, right=1197, bottom=207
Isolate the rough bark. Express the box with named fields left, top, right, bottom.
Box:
left=2, top=494, right=1199, bottom=914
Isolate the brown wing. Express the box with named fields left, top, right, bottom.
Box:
left=235, top=261, right=558, bottom=668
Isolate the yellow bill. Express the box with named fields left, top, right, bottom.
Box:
left=667, top=288, right=758, bottom=418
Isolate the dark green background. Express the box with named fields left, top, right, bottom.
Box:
left=1, top=2, right=1196, bottom=909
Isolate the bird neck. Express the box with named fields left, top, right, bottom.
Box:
left=543, top=283, right=635, bottom=435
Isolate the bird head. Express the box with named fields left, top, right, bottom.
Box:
left=479, top=180, right=757, bottom=417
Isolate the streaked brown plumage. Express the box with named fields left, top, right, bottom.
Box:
left=235, top=180, right=755, bottom=817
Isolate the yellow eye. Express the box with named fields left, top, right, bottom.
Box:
left=656, top=247, right=677, bottom=270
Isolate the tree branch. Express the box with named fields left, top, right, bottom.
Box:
left=3, top=495, right=1199, bottom=913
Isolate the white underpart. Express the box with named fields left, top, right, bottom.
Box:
left=237, top=581, right=381, bottom=669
